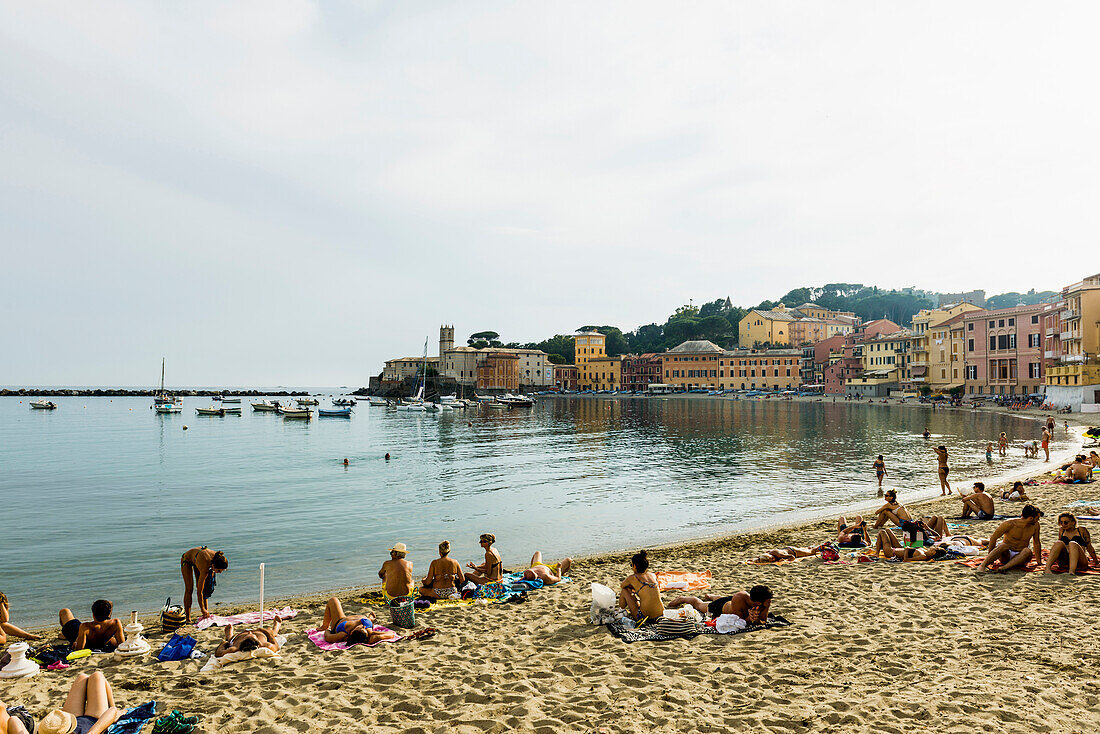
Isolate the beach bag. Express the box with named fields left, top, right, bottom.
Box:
left=388, top=598, right=416, bottom=629
left=655, top=615, right=703, bottom=637
left=157, top=633, right=197, bottom=662
left=161, top=598, right=185, bottom=632
left=820, top=542, right=840, bottom=562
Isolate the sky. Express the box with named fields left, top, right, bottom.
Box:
left=2, top=1, right=1098, bottom=386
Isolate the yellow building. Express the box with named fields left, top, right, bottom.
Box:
left=846, top=330, right=912, bottom=396
left=586, top=355, right=622, bottom=391
left=739, top=303, right=860, bottom=348
left=905, top=302, right=985, bottom=392
left=575, top=331, right=607, bottom=389
left=1046, top=273, right=1100, bottom=408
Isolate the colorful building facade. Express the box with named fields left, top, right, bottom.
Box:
left=962, top=304, right=1045, bottom=397
left=476, top=353, right=520, bottom=391
left=621, top=354, right=663, bottom=392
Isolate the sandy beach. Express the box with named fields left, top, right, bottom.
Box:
left=3, top=421, right=1098, bottom=733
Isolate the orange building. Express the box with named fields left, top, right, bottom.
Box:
left=477, top=353, right=519, bottom=391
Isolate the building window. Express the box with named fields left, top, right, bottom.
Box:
left=989, top=320, right=995, bottom=328
left=968, top=323, right=973, bottom=331
left=1008, top=318, right=1014, bottom=326
left=1031, top=315, right=1039, bottom=324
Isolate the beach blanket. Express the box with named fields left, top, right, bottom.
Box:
left=1064, top=500, right=1100, bottom=507
left=306, top=627, right=403, bottom=651
left=199, top=635, right=287, bottom=672
left=607, top=614, right=790, bottom=643
left=106, top=701, right=157, bottom=734
left=655, top=571, right=711, bottom=591
left=951, top=515, right=1010, bottom=522
left=954, top=551, right=1100, bottom=574
left=195, top=607, right=299, bottom=630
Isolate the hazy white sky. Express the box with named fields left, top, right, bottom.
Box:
left=3, top=1, right=1097, bottom=386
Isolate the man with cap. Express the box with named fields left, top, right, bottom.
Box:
left=977, top=505, right=1043, bottom=572
left=379, top=543, right=414, bottom=603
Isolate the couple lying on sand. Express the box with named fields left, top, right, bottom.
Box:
left=617, top=550, right=774, bottom=626
left=379, top=535, right=571, bottom=603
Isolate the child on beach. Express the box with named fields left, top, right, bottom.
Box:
left=998, top=432, right=1008, bottom=456
left=986, top=443, right=993, bottom=463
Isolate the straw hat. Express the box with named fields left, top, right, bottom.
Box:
left=39, top=710, right=77, bottom=734
left=388, top=543, right=408, bottom=553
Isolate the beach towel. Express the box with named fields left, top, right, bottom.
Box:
left=306, top=627, right=403, bottom=651
left=951, top=515, right=1010, bottom=522
left=607, top=614, right=790, bottom=643
left=198, top=635, right=287, bottom=672
left=194, top=607, right=299, bottom=630
left=107, top=701, right=157, bottom=734
left=1064, top=500, right=1100, bottom=507
left=954, top=551, right=1100, bottom=574
left=655, top=571, right=711, bottom=591
left=504, top=570, right=571, bottom=591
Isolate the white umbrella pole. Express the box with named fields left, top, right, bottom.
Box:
left=259, top=563, right=265, bottom=623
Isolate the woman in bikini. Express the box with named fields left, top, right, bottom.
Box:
left=0, top=592, right=41, bottom=645
left=998, top=432, right=1008, bottom=456
left=320, top=597, right=395, bottom=645
left=420, top=540, right=464, bottom=599
left=1043, top=514, right=1098, bottom=575
left=752, top=545, right=824, bottom=564
left=870, top=529, right=947, bottom=561
left=464, top=533, right=503, bottom=586
left=872, top=455, right=887, bottom=494
left=214, top=619, right=281, bottom=658
left=180, top=547, right=228, bottom=622
left=618, top=550, right=663, bottom=623
left=523, top=551, right=572, bottom=585
left=872, top=491, right=913, bottom=528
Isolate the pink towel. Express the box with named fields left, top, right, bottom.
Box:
left=306, top=627, right=403, bottom=651
left=195, top=607, right=299, bottom=630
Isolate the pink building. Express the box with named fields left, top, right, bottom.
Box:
left=962, top=304, right=1046, bottom=397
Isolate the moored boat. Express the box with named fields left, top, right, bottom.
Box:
left=279, top=406, right=313, bottom=419
left=222, top=406, right=242, bottom=415
left=318, top=407, right=353, bottom=417
left=296, top=397, right=319, bottom=406
left=368, top=397, right=389, bottom=406
left=251, top=400, right=281, bottom=412
left=152, top=358, right=183, bottom=412
left=30, top=400, right=58, bottom=410
left=332, top=398, right=357, bottom=407
left=220, top=397, right=241, bottom=404
left=196, top=407, right=225, bottom=416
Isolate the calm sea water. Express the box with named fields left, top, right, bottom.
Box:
left=0, top=395, right=1047, bottom=626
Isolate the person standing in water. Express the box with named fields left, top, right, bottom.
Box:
left=872, top=455, right=888, bottom=495
left=933, top=445, right=951, bottom=495
left=181, top=547, right=229, bottom=622
left=1041, top=426, right=1052, bottom=462
left=998, top=432, right=1008, bottom=456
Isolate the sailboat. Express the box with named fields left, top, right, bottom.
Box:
left=153, top=358, right=183, bottom=413
left=396, top=337, right=430, bottom=412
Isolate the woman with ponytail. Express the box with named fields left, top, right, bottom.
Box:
left=180, top=547, right=229, bottom=622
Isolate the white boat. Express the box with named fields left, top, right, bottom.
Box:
left=196, top=406, right=225, bottom=416
left=487, top=401, right=506, bottom=409
left=30, top=400, right=57, bottom=410
left=220, top=397, right=241, bottom=404
left=332, top=398, right=357, bottom=406
left=396, top=402, right=425, bottom=412
left=251, top=400, right=281, bottom=412
left=279, top=406, right=312, bottom=419
left=296, top=397, right=319, bottom=406
left=152, top=358, right=183, bottom=411
left=368, top=397, right=389, bottom=407
left=223, top=406, right=242, bottom=415
left=497, top=394, right=535, bottom=407
left=440, top=394, right=458, bottom=404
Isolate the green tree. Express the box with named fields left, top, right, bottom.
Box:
left=468, top=331, right=500, bottom=346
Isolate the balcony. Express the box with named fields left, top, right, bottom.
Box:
left=908, top=358, right=928, bottom=367
left=1044, top=350, right=1055, bottom=359
left=1060, top=331, right=1074, bottom=340
left=1061, top=310, right=1080, bottom=321
left=1045, top=328, right=1055, bottom=337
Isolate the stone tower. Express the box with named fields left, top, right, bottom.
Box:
left=439, top=324, right=454, bottom=356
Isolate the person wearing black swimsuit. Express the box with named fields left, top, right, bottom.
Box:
left=1043, top=514, right=1098, bottom=575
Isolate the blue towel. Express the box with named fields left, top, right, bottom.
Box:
left=107, top=701, right=157, bottom=734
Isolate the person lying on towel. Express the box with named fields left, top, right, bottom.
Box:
left=215, top=620, right=281, bottom=657
left=58, top=599, right=125, bottom=652
left=321, top=597, right=396, bottom=645
left=869, top=529, right=948, bottom=561
left=667, top=585, right=772, bottom=622
left=752, top=545, right=823, bottom=564
left=523, top=551, right=572, bottom=585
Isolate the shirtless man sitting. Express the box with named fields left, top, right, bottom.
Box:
left=668, top=585, right=772, bottom=623
left=960, top=482, right=996, bottom=520
left=977, top=505, right=1043, bottom=572
left=215, top=619, right=281, bottom=657
left=872, top=491, right=913, bottom=528
left=1066, top=456, right=1093, bottom=482
left=58, top=600, right=125, bottom=651
left=379, top=543, right=415, bottom=603
left=522, top=551, right=572, bottom=585
left=420, top=540, right=463, bottom=600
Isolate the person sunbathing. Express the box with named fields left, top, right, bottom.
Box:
left=667, top=585, right=772, bottom=622
left=1002, top=481, right=1030, bottom=501
left=618, top=550, right=663, bottom=623
left=959, top=482, right=996, bottom=520
left=420, top=540, right=463, bottom=600
left=872, top=491, right=913, bottom=528
left=379, top=542, right=415, bottom=603
left=977, top=505, right=1043, bottom=572
left=522, top=551, right=572, bottom=585
left=464, top=533, right=503, bottom=586
left=752, top=546, right=823, bottom=563
left=0, top=592, right=41, bottom=645
left=21, top=671, right=120, bottom=734
left=0, top=700, right=36, bottom=734
left=1043, top=513, right=1098, bottom=575
left=214, top=619, right=281, bottom=657
left=837, top=516, right=869, bottom=547
left=1065, top=456, right=1093, bottom=482
left=320, top=597, right=395, bottom=645
left=58, top=600, right=125, bottom=652
left=869, top=529, right=946, bottom=561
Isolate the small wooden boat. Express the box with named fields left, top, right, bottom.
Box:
left=368, top=397, right=389, bottom=406
left=280, top=406, right=312, bottom=419
left=30, top=400, right=58, bottom=410
left=296, top=397, right=319, bottom=406
left=222, top=406, right=242, bottom=415
left=318, top=407, right=353, bottom=417
left=220, top=397, right=241, bottom=404
left=251, top=400, right=280, bottom=412
left=196, top=406, right=225, bottom=416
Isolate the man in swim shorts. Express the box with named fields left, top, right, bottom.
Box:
left=959, top=482, right=996, bottom=520
left=522, top=551, right=572, bottom=585
left=977, top=505, right=1042, bottom=572
left=667, top=585, right=772, bottom=623
left=57, top=600, right=125, bottom=652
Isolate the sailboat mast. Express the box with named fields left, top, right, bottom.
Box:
left=160, top=357, right=166, bottom=393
